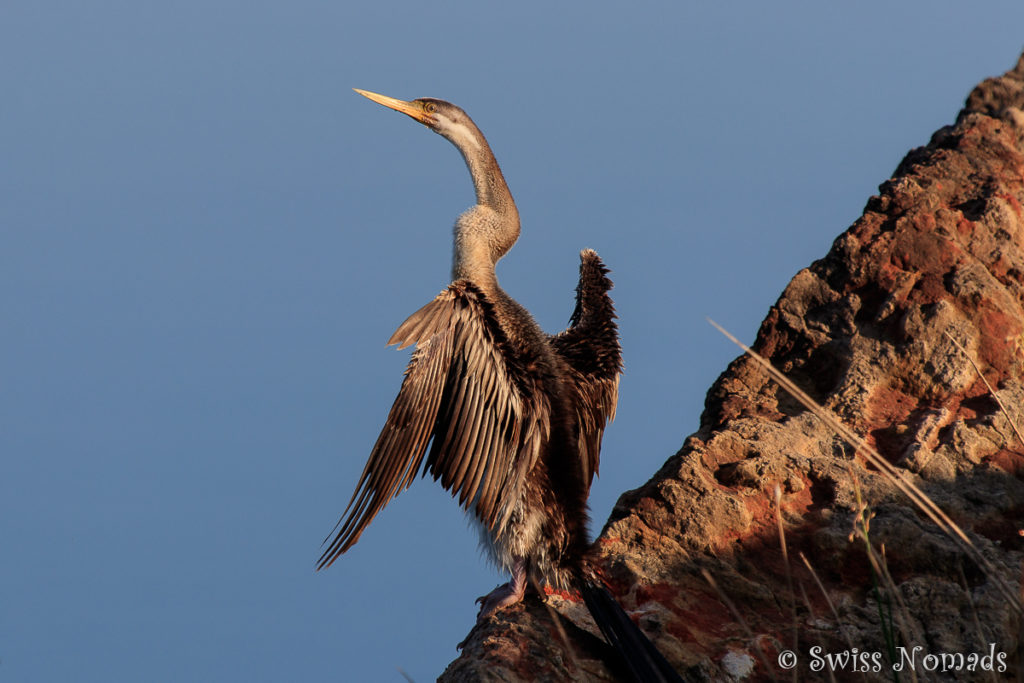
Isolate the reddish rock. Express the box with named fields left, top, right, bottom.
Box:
left=442, top=54, right=1024, bottom=681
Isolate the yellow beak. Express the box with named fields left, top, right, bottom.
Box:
left=353, top=89, right=432, bottom=124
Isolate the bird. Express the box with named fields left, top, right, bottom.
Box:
left=321, top=89, right=682, bottom=682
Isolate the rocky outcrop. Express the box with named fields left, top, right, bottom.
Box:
left=442, top=54, right=1024, bottom=681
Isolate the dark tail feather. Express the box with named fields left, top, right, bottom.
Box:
left=580, top=579, right=686, bottom=683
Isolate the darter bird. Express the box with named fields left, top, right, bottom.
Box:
left=320, top=89, right=681, bottom=683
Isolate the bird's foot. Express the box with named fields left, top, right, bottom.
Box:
left=456, top=561, right=528, bottom=650
left=456, top=584, right=523, bottom=650
left=474, top=559, right=527, bottom=623
left=474, top=580, right=526, bottom=622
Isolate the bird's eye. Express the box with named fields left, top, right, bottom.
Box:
left=424, top=102, right=437, bottom=114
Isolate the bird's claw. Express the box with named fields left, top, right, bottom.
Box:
left=473, top=579, right=527, bottom=623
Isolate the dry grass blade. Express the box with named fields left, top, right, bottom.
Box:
left=793, top=580, right=839, bottom=683
left=944, top=331, right=1024, bottom=449
left=708, top=319, right=1022, bottom=615
left=701, top=569, right=778, bottom=682
left=861, top=542, right=920, bottom=683
left=798, top=553, right=860, bottom=661
left=773, top=485, right=799, bottom=683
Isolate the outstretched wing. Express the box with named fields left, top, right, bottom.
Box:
left=550, top=249, right=622, bottom=489
left=319, top=281, right=549, bottom=569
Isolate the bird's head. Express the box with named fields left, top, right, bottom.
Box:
left=353, top=88, right=518, bottom=275
left=353, top=89, right=486, bottom=154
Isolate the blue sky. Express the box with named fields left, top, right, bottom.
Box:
left=3, top=2, right=1022, bottom=681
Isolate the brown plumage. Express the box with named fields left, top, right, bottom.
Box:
left=322, top=91, right=680, bottom=682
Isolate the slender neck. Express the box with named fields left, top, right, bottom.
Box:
left=446, top=127, right=520, bottom=289
left=460, top=139, right=516, bottom=215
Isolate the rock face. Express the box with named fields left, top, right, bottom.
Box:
left=442, top=54, right=1024, bottom=682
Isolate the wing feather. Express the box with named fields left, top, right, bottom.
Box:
left=461, top=404, right=495, bottom=507
left=448, top=376, right=483, bottom=491
left=319, top=281, right=546, bottom=569
left=549, top=250, right=623, bottom=489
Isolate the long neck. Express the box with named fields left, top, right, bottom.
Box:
left=447, top=128, right=520, bottom=289
left=462, top=138, right=516, bottom=215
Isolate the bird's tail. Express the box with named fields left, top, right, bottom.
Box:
left=579, top=578, right=685, bottom=682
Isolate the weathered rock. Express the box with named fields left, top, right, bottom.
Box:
left=442, top=54, right=1024, bottom=682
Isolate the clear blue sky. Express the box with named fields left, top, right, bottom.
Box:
left=2, top=2, right=1022, bottom=681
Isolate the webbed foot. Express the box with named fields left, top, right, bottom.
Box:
left=473, top=559, right=527, bottom=623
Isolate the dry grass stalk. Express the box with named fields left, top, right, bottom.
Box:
left=708, top=319, right=1022, bottom=615
left=773, top=485, right=799, bottom=683
left=944, top=331, right=1024, bottom=449
left=700, top=569, right=779, bottom=682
